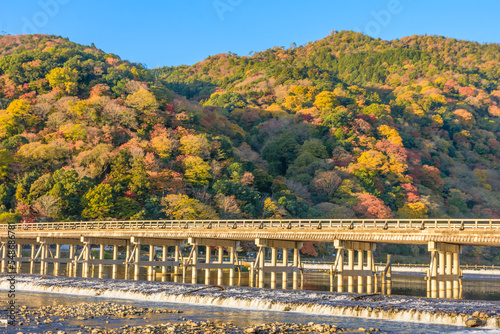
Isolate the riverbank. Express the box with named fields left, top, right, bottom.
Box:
left=5, top=301, right=380, bottom=333
left=1, top=275, right=499, bottom=330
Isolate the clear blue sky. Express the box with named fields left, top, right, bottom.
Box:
left=0, top=0, right=499, bottom=68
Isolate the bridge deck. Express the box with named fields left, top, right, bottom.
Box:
left=1, top=219, right=499, bottom=246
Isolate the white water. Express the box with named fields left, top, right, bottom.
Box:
left=1, top=275, right=499, bottom=330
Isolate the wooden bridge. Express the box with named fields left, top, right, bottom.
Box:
left=1, top=218, right=499, bottom=299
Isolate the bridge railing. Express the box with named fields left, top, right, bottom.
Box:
left=1, top=219, right=499, bottom=231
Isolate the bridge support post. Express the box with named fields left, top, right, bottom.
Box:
left=68, top=245, right=74, bottom=277
left=445, top=251, right=452, bottom=298
left=293, top=248, right=300, bottom=290
left=0, top=241, right=5, bottom=273
left=40, top=241, right=47, bottom=275
left=282, top=248, right=288, bottom=289
left=453, top=252, right=461, bottom=299
left=174, top=245, right=179, bottom=283
left=259, top=248, right=265, bottom=288
left=357, top=249, right=364, bottom=294
left=336, top=248, right=344, bottom=292
left=427, top=242, right=462, bottom=299
left=366, top=248, right=373, bottom=293
left=133, top=239, right=141, bottom=280
left=191, top=245, right=198, bottom=284
left=125, top=243, right=130, bottom=280
left=161, top=245, right=167, bottom=282
left=112, top=245, right=118, bottom=279
left=30, top=244, right=35, bottom=274
left=249, top=258, right=255, bottom=287
left=148, top=245, right=154, bottom=281
left=270, top=247, right=277, bottom=289
left=217, top=247, right=222, bottom=285
left=229, top=246, right=235, bottom=286
left=54, top=244, right=61, bottom=276
left=205, top=246, right=211, bottom=285
left=98, top=244, right=104, bottom=279
left=16, top=244, right=22, bottom=273
left=82, top=240, right=90, bottom=278
left=334, top=240, right=376, bottom=294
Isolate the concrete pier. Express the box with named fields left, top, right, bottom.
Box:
left=427, top=242, right=462, bottom=299
left=333, top=240, right=376, bottom=294
left=253, top=239, right=303, bottom=290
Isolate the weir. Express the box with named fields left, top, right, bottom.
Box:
left=0, top=218, right=499, bottom=299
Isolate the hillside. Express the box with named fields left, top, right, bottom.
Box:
left=0, top=31, right=499, bottom=245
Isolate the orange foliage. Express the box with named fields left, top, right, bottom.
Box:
left=354, top=193, right=393, bottom=219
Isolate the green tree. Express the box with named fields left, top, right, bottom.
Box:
left=81, top=184, right=114, bottom=219
left=49, top=169, right=93, bottom=218
left=129, top=157, right=151, bottom=201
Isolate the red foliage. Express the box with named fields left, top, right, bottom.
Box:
left=124, top=190, right=137, bottom=200
left=300, top=242, right=318, bottom=257
left=458, top=86, right=477, bottom=97
left=165, top=103, right=175, bottom=113
left=401, top=183, right=419, bottom=203
left=19, top=91, right=37, bottom=104
left=354, top=193, right=393, bottom=219
left=90, top=84, right=110, bottom=98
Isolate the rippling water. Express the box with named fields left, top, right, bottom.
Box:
left=3, top=262, right=500, bottom=333
left=16, top=262, right=500, bottom=301
left=2, top=290, right=500, bottom=334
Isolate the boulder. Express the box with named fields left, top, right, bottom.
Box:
left=465, top=318, right=485, bottom=328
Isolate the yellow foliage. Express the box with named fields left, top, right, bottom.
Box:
left=283, top=85, right=319, bottom=111
left=151, top=135, right=174, bottom=159
left=398, top=202, right=428, bottom=218
left=378, top=125, right=403, bottom=146
left=46, top=67, right=79, bottom=94
left=313, top=91, right=339, bottom=111
left=179, top=134, right=211, bottom=159
left=59, top=123, right=88, bottom=141
left=0, top=148, right=12, bottom=179
left=125, top=88, right=159, bottom=114
left=431, top=114, right=443, bottom=127
left=17, top=139, right=71, bottom=165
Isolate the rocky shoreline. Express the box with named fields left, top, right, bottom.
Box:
left=10, top=302, right=382, bottom=334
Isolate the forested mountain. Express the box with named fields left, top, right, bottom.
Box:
left=1, top=31, right=499, bottom=235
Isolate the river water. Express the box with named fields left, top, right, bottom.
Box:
left=0, top=290, right=498, bottom=334
left=2, top=263, right=500, bottom=333
left=15, top=262, right=500, bottom=301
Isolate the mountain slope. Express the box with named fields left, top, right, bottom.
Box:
left=0, top=32, right=499, bottom=234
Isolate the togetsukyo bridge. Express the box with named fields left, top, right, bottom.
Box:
left=1, top=219, right=499, bottom=299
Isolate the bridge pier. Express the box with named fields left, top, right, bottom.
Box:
left=54, top=244, right=61, bottom=276
left=128, top=237, right=182, bottom=281
left=112, top=245, right=118, bottom=279
left=253, top=239, right=303, bottom=289
left=68, top=244, right=74, bottom=277
left=30, top=244, right=35, bottom=274
left=427, top=242, right=462, bottom=299
left=0, top=240, right=6, bottom=273
left=333, top=240, right=376, bottom=294
left=187, top=238, right=239, bottom=286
